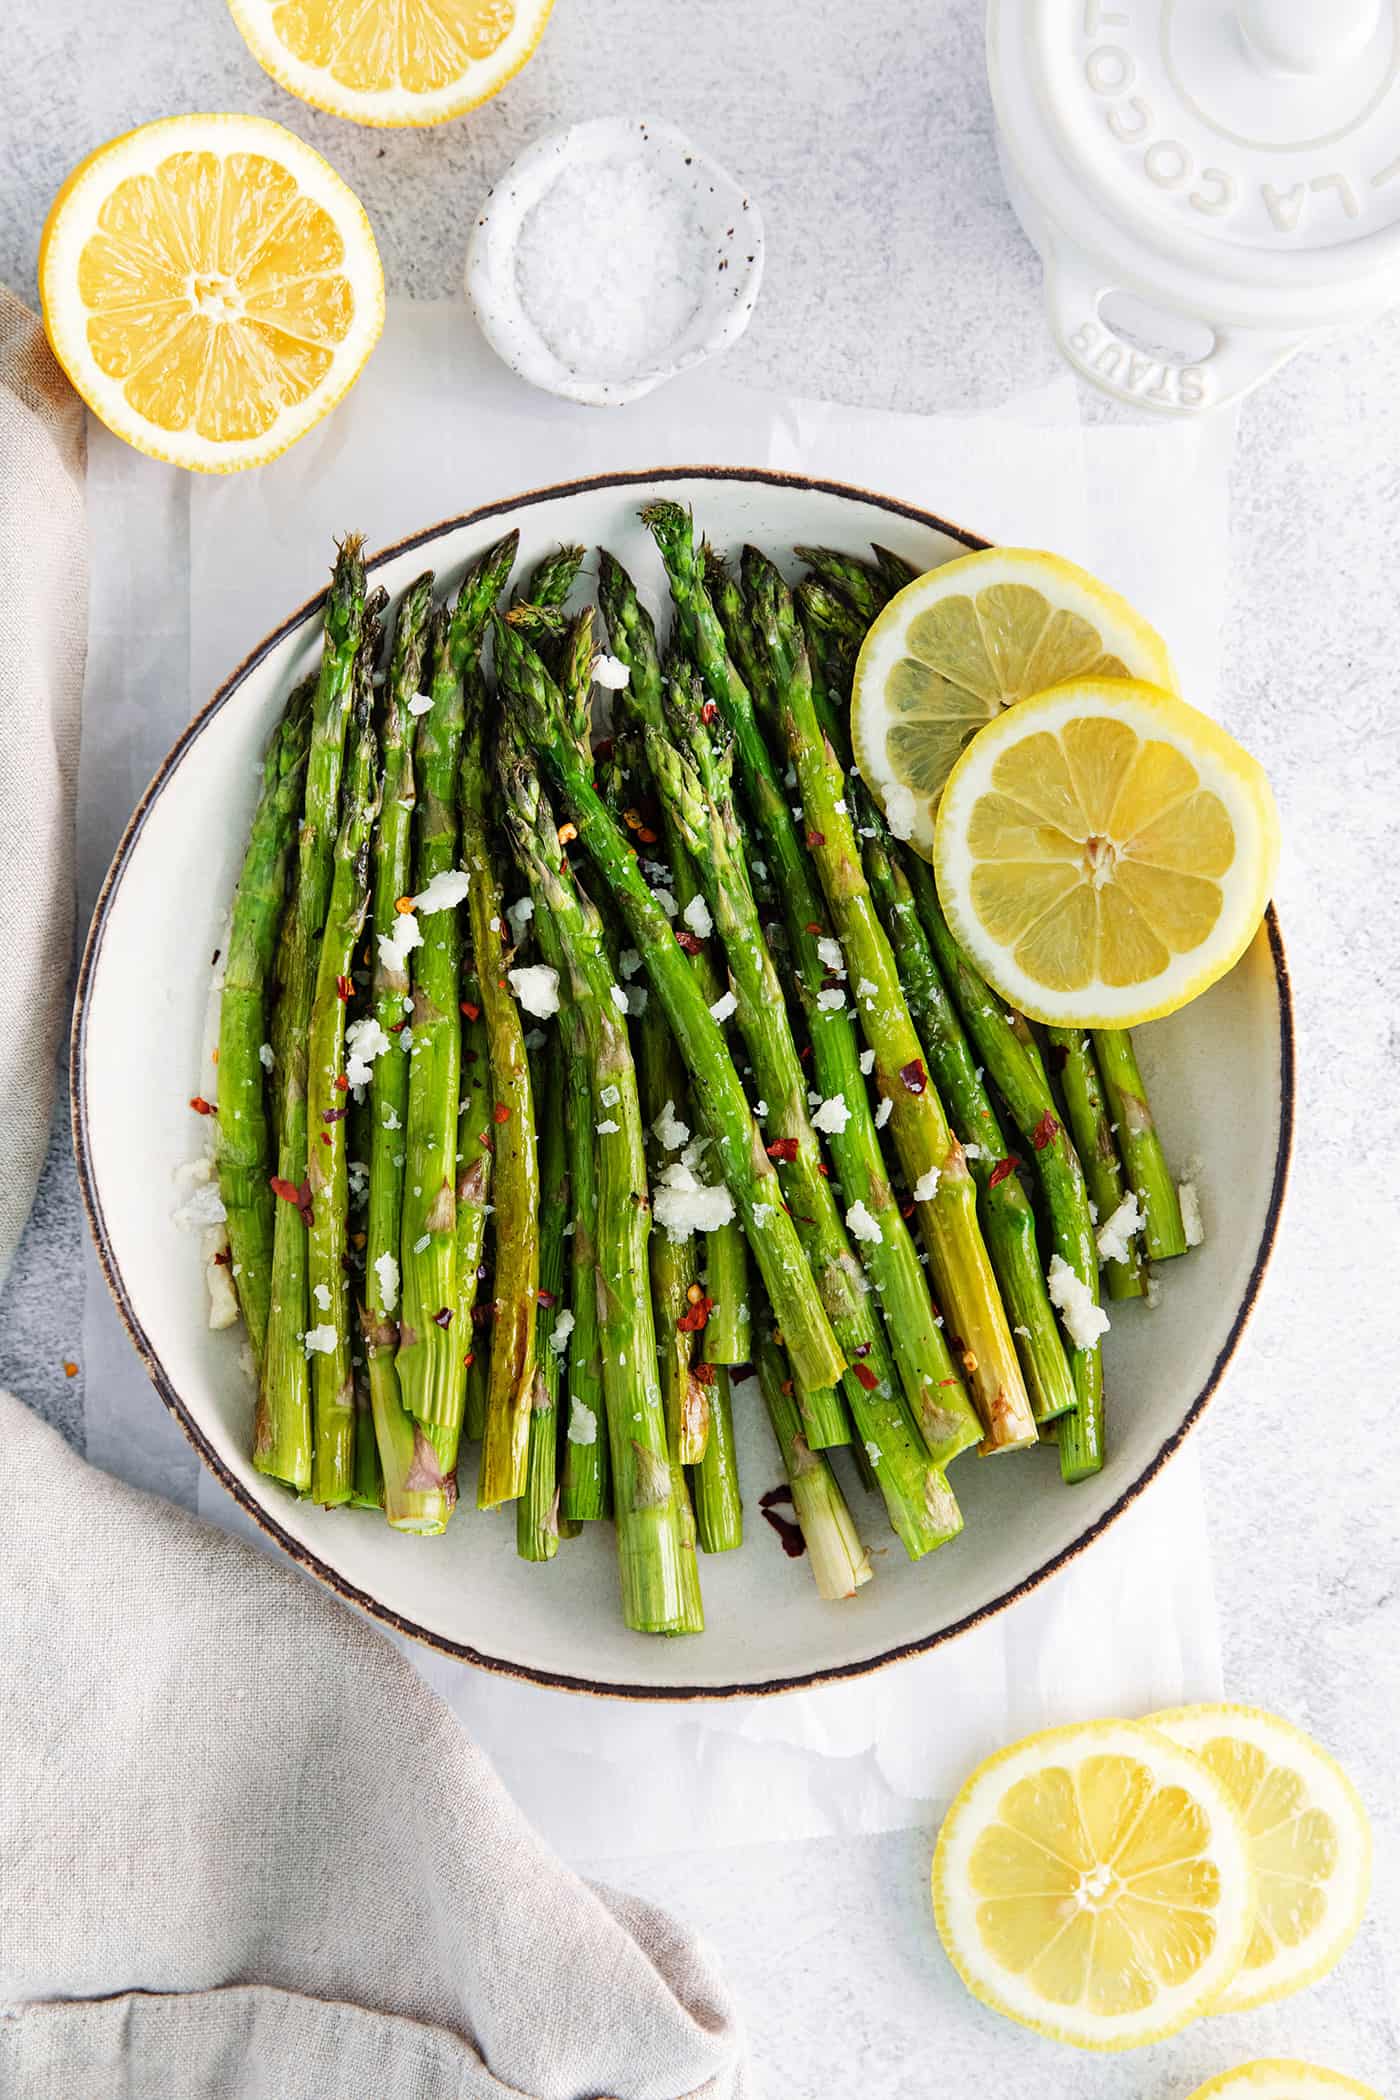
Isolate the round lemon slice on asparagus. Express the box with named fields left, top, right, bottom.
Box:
left=1186, top=2063, right=1383, bottom=2100
left=852, top=546, right=1175, bottom=859
left=933, top=679, right=1280, bottom=1027
left=40, top=114, right=384, bottom=473
left=932, top=1718, right=1256, bottom=2050
left=1152, top=1705, right=1372, bottom=2013
left=227, top=0, right=555, bottom=127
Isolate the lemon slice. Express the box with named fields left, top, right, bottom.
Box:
left=1187, top=2062, right=1383, bottom=2100
left=933, top=679, right=1280, bottom=1027
left=852, top=546, right=1175, bottom=859
left=932, top=1719, right=1255, bottom=2051
left=40, top=114, right=384, bottom=474
left=1152, top=1705, right=1372, bottom=2013
left=227, top=0, right=554, bottom=127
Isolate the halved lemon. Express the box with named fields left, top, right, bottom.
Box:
left=852, top=546, right=1175, bottom=860
left=932, top=1719, right=1255, bottom=2051
left=1187, top=2063, right=1383, bottom=2100
left=933, top=679, right=1280, bottom=1028
left=39, top=114, right=384, bottom=474
left=1153, top=1705, right=1372, bottom=2014
left=227, top=0, right=554, bottom=127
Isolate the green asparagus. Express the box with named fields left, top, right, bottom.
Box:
left=518, top=1035, right=566, bottom=1561
left=756, top=1327, right=873, bottom=1599
left=1094, top=1029, right=1189, bottom=1259
left=1046, top=1027, right=1146, bottom=1300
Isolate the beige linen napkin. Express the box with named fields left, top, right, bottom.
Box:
left=0, top=291, right=85, bottom=1287
left=0, top=1393, right=750, bottom=2099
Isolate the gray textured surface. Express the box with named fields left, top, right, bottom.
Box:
left=2, top=1, right=1398, bottom=2094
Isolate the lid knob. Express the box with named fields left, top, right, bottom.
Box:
left=1237, top=0, right=1381, bottom=73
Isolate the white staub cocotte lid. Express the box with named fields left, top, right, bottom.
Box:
left=987, top=0, right=1400, bottom=411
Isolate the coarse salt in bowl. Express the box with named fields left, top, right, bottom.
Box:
left=465, top=115, right=765, bottom=406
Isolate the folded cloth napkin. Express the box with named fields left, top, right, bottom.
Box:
left=0, top=291, right=86, bottom=1289
left=0, top=1393, right=750, bottom=2100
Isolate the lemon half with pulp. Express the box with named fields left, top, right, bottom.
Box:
left=933, top=679, right=1279, bottom=1027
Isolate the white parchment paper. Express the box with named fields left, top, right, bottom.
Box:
left=79, top=301, right=1233, bottom=1857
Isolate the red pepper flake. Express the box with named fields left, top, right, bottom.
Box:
left=477, top=1129, right=494, bottom=1151
left=701, top=701, right=719, bottom=724
left=899, top=1199, right=915, bottom=1219
left=938, top=1377, right=961, bottom=1388
left=213, top=1248, right=232, bottom=1267
left=899, top=1058, right=928, bottom=1095
left=492, top=1102, right=511, bottom=1125
left=806, top=829, right=825, bottom=849
left=677, top=1294, right=713, bottom=1334
left=189, top=1096, right=214, bottom=1116
left=62, top=1360, right=79, bottom=1378
left=692, top=1360, right=716, bottom=1386
left=799, top=1044, right=812, bottom=1062
left=676, top=928, right=704, bottom=955
left=336, top=974, right=353, bottom=1001
left=780, top=1378, right=794, bottom=1397
left=460, top=1000, right=481, bottom=1022
left=1031, top=1109, right=1061, bottom=1151
left=594, top=736, right=615, bottom=761
left=320, top=1132, right=331, bottom=1146
left=760, top=1484, right=805, bottom=1559
left=804, top=922, right=822, bottom=935
left=766, top=1137, right=799, bottom=1162
left=462, top=1351, right=475, bottom=1369
left=432, top=1307, right=453, bottom=1329
left=388, top=1019, right=407, bottom=1035
left=270, top=1175, right=314, bottom=1227
left=537, top=1288, right=557, bottom=1309
left=816, top=1162, right=829, bottom=1177
left=988, top=1154, right=1022, bottom=1188
left=853, top=1362, right=879, bottom=1391
left=394, top=895, right=415, bottom=915
left=322, top=1107, right=346, bottom=1124
left=334, top=1074, right=350, bottom=1092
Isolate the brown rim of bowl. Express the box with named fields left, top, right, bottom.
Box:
left=71, top=463, right=1295, bottom=1701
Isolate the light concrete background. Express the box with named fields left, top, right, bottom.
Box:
left=2, top=2, right=1398, bottom=2095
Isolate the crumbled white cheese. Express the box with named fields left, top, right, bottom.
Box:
left=752, top=1201, right=774, bottom=1226
left=609, top=984, right=630, bottom=1013
left=568, top=1397, right=598, bottom=1444
left=753, top=1100, right=768, bottom=1119
left=834, top=798, right=847, bottom=815
left=377, top=912, right=423, bottom=972
left=408, top=692, right=434, bottom=716
left=683, top=893, right=713, bottom=940
left=874, top=1098, right=892, bottom=1130
left=654, top=1161, right=737, bottom=1242
left=347, top=1160, right=369, bottom=1206
left=172, top=1165, right=227, bottom=1232
left=816, top=936, right=845, bottom=977
left=549, top=1308, right=575, bottom=1354
left=709, top=989, right=738, bottom=1024
left=618, top=947, right=643, bottom=980
left=1047, top=1254, right=1111, bottom=1350
left=344, top=1014, right=393, bottom=1088
left=912, top=1167, right=940, bottom=1203
left=258, top=1042, right=274, bottom=1072
left=963, top=1143, right=983, bottom=1162
left=883, top=782, right=918, bottom=841
left=859, top=1048, right=875, bottom=1076
left=509, top=963, right=561, bottom=1018
left=817, top=987, right=846, bottom=1012
left=651, top=887, right=678, bottom=917
left=864, top=1440, right=881, bottom=1466
left=313, top=1283, right=331, bottom=1313
left=856, top=978, right=877, bottom=1001
left=382, top=1104, right=401, bottom=1132
left=812, top=1094, right=850, bottom=1135
left=653, top=1099, right=690, bottom=1151
left=600, top=1083, right=620, bottom=1107
left=1096, top=1191, right=1144, bottom=1266
left=1178, top=1180, right=1205, bottom=1247
left=374, top=1251, right=400, bottom=1313
left=303, top=1325, right=337, bottom=1356
left=506, top=895, right=535, bottom=939
left=413, top=869, right=471, bottom=914
left=1144, top=1270, right=1162, bottom=1309
left=627, top=985, right=649, bottom=1016
left=413, top=1233, right=431, bottom=1255
left=845, top=1200, right=882, bottom=1245
left=591, top=652, right=631, bottom=691
left=595, top=1118, right=620, bottom=1135
left=523, top=1027, right=546, bottom=1050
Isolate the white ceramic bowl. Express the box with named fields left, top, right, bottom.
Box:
left=72, top=470, right=1293, bottom=1699
left=464, top=117, right=764, bottom=406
